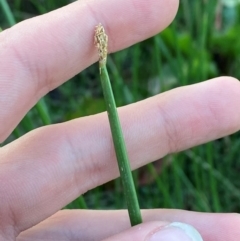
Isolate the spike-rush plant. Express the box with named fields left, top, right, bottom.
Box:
left=95, top=24, right=142, bottom=226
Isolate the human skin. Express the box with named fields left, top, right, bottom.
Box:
left=0, top=0, right=240, bottom=240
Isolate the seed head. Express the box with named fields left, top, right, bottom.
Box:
left=94, top=23, right=108, bottom=64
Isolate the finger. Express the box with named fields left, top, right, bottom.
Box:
left=1, top=77, right=240, bottom=235
left=102, top=222, right=203, bottom=241
left=17, top=209, right=239, bottom=241
left=0, top=0, right=179, bottom=142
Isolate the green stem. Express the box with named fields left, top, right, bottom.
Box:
left=147, top=163, right=173, bottom=208
left=108, top=56, right=133, bottom=105
left=35, top=99, right=51, bottom=125
left=115, top=178, right=122, bottom=208
left=99, top=62, right=142, bottom=226
left=172, top=155, right=183, bottom=208
left=207, top=143, right=221, bottom=212
left=13, top=128, right=21, bottom=138
left=77, top=196, right=87, bottom=209
left=132, top=44, right=140, bottom=100
left=182, top=0, right=193, bottom=36
left=153, top=36, right=164, bottom=91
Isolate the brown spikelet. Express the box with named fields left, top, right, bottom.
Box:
left=94, top=23, right=108, bottom=64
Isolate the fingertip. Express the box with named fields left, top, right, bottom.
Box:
left=103, top=221, right=203, bottom=241
left=102, top=221, right=168, bottom=241
left=208, top=76, right=240, bottom=134
left=135, top=0, right=180, bottom=31
left=147, top=0, right=179, bottom=36
left=108, top=0, right=179, bottom=52
left=211, top=76, right=240, bottom=93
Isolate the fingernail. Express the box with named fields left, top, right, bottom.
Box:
left=148, top=222, right=203, bottom=241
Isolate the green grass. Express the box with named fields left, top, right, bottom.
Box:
left=1, top=0, right=240, bottom=213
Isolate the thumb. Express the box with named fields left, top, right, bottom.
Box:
left=102, top=221, right=203, bottom=241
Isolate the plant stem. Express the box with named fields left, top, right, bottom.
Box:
left=35, top=99, right=51, bottom=125
left=95, top=23, right=141, bottom=226
left=147, top=163, right=173, bottom=208
left=153, top=36, right=164, bottom=91
left=77, top=196, right=87, bottom=209
left=99, top=63, right=142, bottom=226
left=207, top=142, right=221, bottom=212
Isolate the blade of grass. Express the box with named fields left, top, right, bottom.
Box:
left=225, top=138, right=240, bottom=164
left=35, top=98, right=51, bottom=125
left=175, top=159, right=211, bottom=212
left=93, top=186, right=101, bottom=209
left=76, top=196, right=87, bottom=209
left=108, top=56, right=133, bottom=105
left=0, top=0, right=16, bottom=26
left=207, top=142, right=221, bottom=212
left=199, top=12, right=209, bottom=81
left=172, top=155, right=184, bottom=208
left=192, top=147, right=203, bottom=202
left=147, top=162, right=174, bottom=208
left=182, top=0, right=193, bottom=35
left=13, top=128, right=21, bottom=138
left=187, top=150, right=240, bottom=201
left=114, top=177, right=122, bottom=209
left=206, top=0, right=218, bottom=35
left=153, top=36, right=165, bottom=91
left=21, top=115, right=35, bottom=131
left=154, top=35, right=179, bottom=79
left=132, top=44, right=140, bottom=100
left=172, top=22, right=187, bottom=85
left=197, top=146, right=211, bottom=197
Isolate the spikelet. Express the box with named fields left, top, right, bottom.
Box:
left=94, top=23, right=108, bottom=65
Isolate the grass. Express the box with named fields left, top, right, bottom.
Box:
left=1, top=0, right=240, bottom=213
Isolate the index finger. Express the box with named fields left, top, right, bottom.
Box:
left=0, top=0, right=179, bottom=142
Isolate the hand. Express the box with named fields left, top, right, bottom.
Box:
left=0, top=0, right=240, bottom=240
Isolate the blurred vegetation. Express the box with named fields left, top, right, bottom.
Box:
left=1, top=0, right=240, bottom=213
